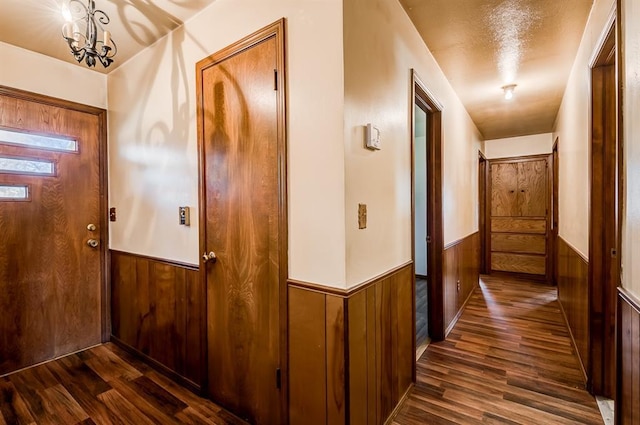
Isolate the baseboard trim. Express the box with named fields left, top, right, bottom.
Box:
left=110, top=335, right=202, bottom=395
left=384, top=383, right=414, bottom=425
left=557, top=298, right=588, bottom=386
left=445, top=283, right=478, bottom=337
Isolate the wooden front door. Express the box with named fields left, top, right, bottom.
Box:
left=0, top=88, right=107, bottom=375
left=197, top=21, right=286, bottom=425
left=489, top=155, right=551, bottom=280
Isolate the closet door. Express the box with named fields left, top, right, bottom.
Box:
left=490, top=156, right=549, bottom=278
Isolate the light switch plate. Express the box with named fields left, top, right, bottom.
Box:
left=365, top=124, right=381, bottom=150
left=358, top=204, right=367, bottom=229
left=179, top=206, right=190, bottom=226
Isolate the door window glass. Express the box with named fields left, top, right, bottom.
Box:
left=0, top=128, right=77, bottom=152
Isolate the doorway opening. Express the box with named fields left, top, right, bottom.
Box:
left=411, top=71, right=444, bottom=365
left=588, top=17, right=620, bottom=400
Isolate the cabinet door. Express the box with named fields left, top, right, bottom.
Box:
left=517, top=159, right=547, bottom=217
left=491, top=163, right=518, bottom=216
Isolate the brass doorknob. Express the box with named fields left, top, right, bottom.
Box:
left=87, top=239, right=99, bottom=248
left=202, top=251, right=217, bottom=263
left=87, top=223, right=97, bottom=231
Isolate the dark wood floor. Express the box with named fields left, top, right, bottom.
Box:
left=416, top=277, right=429, bottom=347
left=393, top=274, right=604, bottom=425
left=0, top=343, right=247, bottom=425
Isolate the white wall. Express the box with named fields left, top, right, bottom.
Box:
left=621, top=0, right=640, bottom=297
left=484, top=133, right=554, bottom=159
left=553, top=0, right=615, bottom=259
left=0, top=42, right=107, bottom=109
left=107, top=0, right=347, bottom=286
left=343, top=0, right=483, bottom=286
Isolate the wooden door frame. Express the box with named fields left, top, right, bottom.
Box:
left=588, top=14, right=620, bottom=398
left=411, top=71, right=444, bottom=352
left=0, top=85, right=110, bottom=341
left=485, top=154, right=553, bottom=282
left=552, top=138, right=559, bottom=286
left=479, top=151, right=488, bottom=274
left=195, top=19, right=288, bottom=421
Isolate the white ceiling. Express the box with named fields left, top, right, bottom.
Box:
left=1, top=0, right=594, bottom=140
left=0, top=0, right=215, bottom=74
left=400, top=0, right=594, bottom=139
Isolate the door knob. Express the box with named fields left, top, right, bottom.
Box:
left=203, top=251, right=217, bottom=263
left=87, top=239, right=99, bottom=248
left=87, top=223, right=97, bottom=231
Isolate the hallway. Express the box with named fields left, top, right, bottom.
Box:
left=393, top=275, right=603, bottom=424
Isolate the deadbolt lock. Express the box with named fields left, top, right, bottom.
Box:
left=87, top=239, right=99, bottom=248
left=87, top=223, right=97, bottom=231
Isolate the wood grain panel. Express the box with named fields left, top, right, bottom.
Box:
left=288, top=263, right=413, bottom=425
left=490, top=163, right=518, bottom=217
left=326, top=296, right=346, bottom=425
left=491, top=253, right=546, bottom=275
left=617, top=288, right=640, bottom=425
left=491, top=233, right=546, bottom=254
left=110, top=251, right=204, bottom=391
left=444, top=233, right=480, bottom=335
left=491, top=218, right=546, bottom=234
left=288, top=287, right=326, bottom=425
left=0, top=89, right=107, bottom=376
left=556, top=237, right=589, bottom=381
left=517, top=160, right=547, bottom=217
left=348, top=291, right=368, bottom=425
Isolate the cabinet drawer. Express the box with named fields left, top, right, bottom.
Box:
left=491, top=218, right=546, bottom=234
left=491, top=234, right=546, bottom=254
left=491, top=253, right=546, bottom=275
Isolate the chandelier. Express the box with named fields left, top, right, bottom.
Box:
left=61, top=0, right=117, bottom=68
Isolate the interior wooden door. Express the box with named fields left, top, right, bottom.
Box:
left=489, top=156, right=549, bottom=278
left=197, top=22, right=286, bottom=425
left=0, top=89, right=106, bottom=375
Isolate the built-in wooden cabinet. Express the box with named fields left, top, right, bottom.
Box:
left=488, top=155, right=551, bottom=279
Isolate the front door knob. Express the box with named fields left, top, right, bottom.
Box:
left=87, top=239, right=99, bottom=248
left=203, top=251, right=217, bottom=263
left=87, top=223, right=97, bottom=231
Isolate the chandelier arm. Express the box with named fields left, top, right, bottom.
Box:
left=68, top=0, right=89, bottom=16
left=93, top=9, right=110, bottom=27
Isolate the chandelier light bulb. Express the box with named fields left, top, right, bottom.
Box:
left=502, top=84, right=517, bottom=101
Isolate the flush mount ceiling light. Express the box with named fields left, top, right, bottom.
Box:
left=61, top=0, right=117, bottom=68
left=502, top=84, right=517, bottom=101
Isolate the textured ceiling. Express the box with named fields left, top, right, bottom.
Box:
left=399, top=0, right=593, bottom=139
left=0, top=0, right=216, bottom=74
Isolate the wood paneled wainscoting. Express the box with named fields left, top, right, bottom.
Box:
left=110, top=251, right=205, bottom=393
left=288, top=263, right=414, bottom=425
left=616, top=287, right=640, bottom=424
left=556, top=237, right=589, bottom=383
left=443, top=232, right=480, bottom=335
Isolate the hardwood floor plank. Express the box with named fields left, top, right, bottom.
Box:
left=0, top=344, right=247, bottom=425
left=0, top=378, right=36, bottom=425
left=40, top=384, right=89, bottom=424
left=393, top=275, right=603, bottom=425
